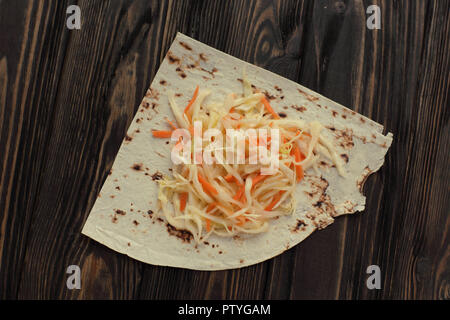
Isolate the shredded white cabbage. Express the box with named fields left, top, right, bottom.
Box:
left=155, top=74, right=345, bottom=242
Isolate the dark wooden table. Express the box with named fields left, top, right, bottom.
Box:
left=0, top=0, right=448, bottom=300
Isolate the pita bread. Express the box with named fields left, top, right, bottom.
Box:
left=82, top=33, right=393, bottom=270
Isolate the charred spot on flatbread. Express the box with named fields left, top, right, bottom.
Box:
left=131, top=163, right=143, bottom=171
left=357, top=166, right=372, bottom=191
left=297, top=88, right=319, bottom=102
left=292, top=105, right=307, bottom=112
left=179, top=41, right=192, bottom=51
left=115, top=209, right=126, bottom=215
left=167, top=51, right=181, bottom=64
left=166, top=224, right=193, bottom=243
left=333, top=128, right=355, bottom=149
left=340, top=153, right=349, bottom=163
left=263, top=91, right=276, bottom=100
left=175, top=67, right=187, bottom=79
left=292, top=219, right=307, bottom=232
left=145, top=88, right=160, bottom=101
left=151, top=172, right=163, bottom=181
left=124, top=134, right=133, bottom=142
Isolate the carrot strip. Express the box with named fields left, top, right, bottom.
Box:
left=265, top=190, right=285, bottom=211
left=224, top=174, right=245, bottom=189
left=236, top=216, right=247, bottom=226
left=233, top=185, right=245, bottom=201
left=240, top=192, right=247, bottom=204
left=198, top=174, right=218, bottom=196
left=185, top=112, right=192, bottom=124
left=261, top=97, right=280, bottom=119
left=224, top=174, right=234, bottom=182
left=188, top=125, right=194, bottom=136
left=184, top=85, right=200, bottom=114
left=179, top=192, right=188, bottom=211
left=296, top=163, right=304, bottom=182
left=152, top=130, right=173, bottom=138
left=206, top=202, right=217, bottom=212
left=291, top=145, right=305, bottom=182
left=252, top=174, right=268, bottom=189
left=165, top=118, right=178, bottom=130
left=205, top=218, right=211, bottom=232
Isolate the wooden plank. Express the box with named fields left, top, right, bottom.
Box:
left=288, top=0, right=383, bottom=299
left=0, top=0, right=73, bottom=299
left=14, top=0, right=165, bottom=299
left=370, top=0, right=449, bottom=299
left=289, top=0, right=450, bottom=299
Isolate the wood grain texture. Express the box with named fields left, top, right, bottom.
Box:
left=0, top=0, right=448, bottom=299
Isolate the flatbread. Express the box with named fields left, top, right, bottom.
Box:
left=82, top=33, right=393, bottom=270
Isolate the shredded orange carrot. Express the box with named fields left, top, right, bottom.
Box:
left=198, top=174, right=218, bottom=196
left=261, top=97, right=280, bottom=119
left=233, top=185, right=245, bottom=201
left=224, top=174, right=234, bottom=182
left=205, top=218, right=211, bottom=232
left=265, top=190, right=285, bottom=211
left=165, top=118, right=178, bottom=130
left=240, top=192, right=247, bottom=204
left=185, top=112, right=192, bottom=124
left=152, top=130, right=173, bottom=138
left=224, top=174, right=245, bottom=189
left=184, top=85, right=200, bottom=114
left=291, top=145, right=305, bottom=182
left=206, top=202, right=217, bottom=212
left=179, top=192, right=188, bottom=211
left=252, top=174, right=268, bottom=189
left=300, top=132, right=311, bottom=140
left=296, top=163, right=304, bottom=182
left=236, top=216, right=248, bottom=226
